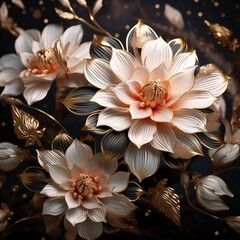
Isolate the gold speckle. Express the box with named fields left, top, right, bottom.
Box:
left=236, top=4, right=240, bottom=9
left=156, top=12, right=160, bottom=17
left=22, top=193, right=27, bottom=198
left=44, top=18, right=49, bottom=24
left=125, top=24, right=130, bottom=30
left=106, top=15, right=111, bottom=20
left=32, top=9, right=42, bottom=19
left=155, top=3, right=160, bottom=9
left=1, top=122, right=6, bottom=127
left=39, top=0, right=44, bottom=5
left=198, top=12, right=203, bottom=17
left=114, top=33, right=120, bottom=38
left=221, top=13, right=226, bottom=18
left=214, top=231, right=219, bottom=236
left=186, top=10, right=192, bottom=15
left=124, top=4, right=128, bottom=9
left=194, top=0, right=199, bottom=3
left=214, top=2, right=219, bottom=7
left=145, top=211, right=150, bottom=217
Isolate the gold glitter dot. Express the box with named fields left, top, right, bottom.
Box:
left=22, top=193, right=27, bottom=198
left=214, top=231, right=219, bottom=236
left=106, top=15, right=111, bottom=20
left=125, top=24, right=130, bottom=30
left=155, top=3, right=160, bottom=9
left=236, top=4, right=240, bottom=9
left=186, top=10, right=192, bottom=15
left=1, top=122, right=6, bottom=127
left=221, top=13, right=226, bottom=18
left=39, top=0, right=43, bottom=5
left=156, top=12, right=160, bottom=16
left=194, top=0, right=199, bottom=3
left=44, top=18, right=49, bottom=23
left=124, top=4, right=128, bottom=9
left=114, top=33, right=120, bottom=38
left=145, top=211, right=150, bottom=217
left=198, top=12, right=203, bottom=17
left=32, top=9, right=42, bottom=19
left=214, top=2, right=219, bottom=7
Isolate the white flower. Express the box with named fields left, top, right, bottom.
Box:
left=0, top=53, right=25, bottom=96
left=37, top=139, right=136, bottom=240
left=193, top=174, right=233, bottom=211
left=15, top=24, right=91, bottom=105
left=84, top=21, right=229, bottom=181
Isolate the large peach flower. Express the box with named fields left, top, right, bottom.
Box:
left=15, top=24, right=91, bottom=105
left=83, top=21, right=229, bottom=181
left=37, top=139, right=135, bottom=240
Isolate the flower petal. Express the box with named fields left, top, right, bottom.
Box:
left=66, top=139, right=93, bottom=169
left=77, top=218, right=103, bottom=240
left=129, top=102, right=152, bottom=119
left=41, top=24, right=63, bottom=47
left=108, top=171, right=130, bottom=193
left=65, top=191, right=82, bottom=209
left=48, top=165, right=71, bottom=185
left=124, top=143, right=160, bottom=181
left=41, top=182, right=67, bottom=197
left=97, top=108, right=132, bottom=131
left=192, top=64, right=229, bottom=97
left=151, top=107, right=173, bottom=122
left=151, top=123, right=176, bottom=153
left=84, top=58, right=120, bottom=89
left=149, top=63, right=168, bottom=81
left=82, top=197, right=100, bottom=210
left=110, top=48, right=138, bottom=82
left=128, top=119, right=157, bottom=148
left=141, top=37, right=172, bottom=71
left=131, top=66, right=149, bottom=87
left=172, top=109, right=207, bottom=133
left=42, top=198, right=67, bottom=216
left=88, top=207, right=106, bottom=223
left=65, top=207, right=87, bottom=226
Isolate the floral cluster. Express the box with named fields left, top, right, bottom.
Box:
left=0, top=1, right=240, bottom=240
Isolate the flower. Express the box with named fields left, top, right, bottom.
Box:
left=192, top=173, right=233, bottom=211
left=83, top=21, right=229, bottom=181
left=0, top=53, right=25, bottom=97
left=37, top=139, right=136, bottom=240
left=208, top=97, right=240, bottom=167
left=15, top=23, right=91, bottom=105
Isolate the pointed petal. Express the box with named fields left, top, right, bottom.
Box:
left=141, top=37, right=173, bottom=71
left=82, top=197, right=100, bottom=210
left=149, top=63, right=168, bottom=81
left=88, top=207, right=106, bottom=223
left=97, top=108, right=132, bottom=131
left=65, top=207, right=87, bottom=226
left=66, top=139, right=93, bottom=169
left=124, top=143, right=160, bottom=181
left=110, top=48, right=138, bottom=82
left=128, top=119, right=157, bottom=148
left=151, top=123, right=176, bottom=152
left=171, top=90, right=216, bottom=110
left=91, top=89, right=127, bottom=108
left=130, top=102, right=152, bottom=119
left=131, top=66, right=149, bottom=86
left=23, top=81, right=52, bottom=105
left=151, top=107, right=173, bottom=122
left=84, top=58, right=120, bottom=89
left=48, top=165, right=71, bottom=185
left=41, top=24, right=63, bottom=47
left=77, top=218, right=103, bottom=240
left=42, top=198, right=67, bottom=215
left=172, top=109, right=207, bottom=133
left=41, top=182, right=67, bottom=197
left=108, top=171, right=130, bottom=193
left=193, top=64, right=229, bottom=97
left=65, top=191, right=82, bottom=209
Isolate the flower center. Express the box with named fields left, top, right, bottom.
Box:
left=139, top=79, right=168, bottom=108
left=72, top=174, right=101, bottom=198
left=25, top=48, right=60, bottom=77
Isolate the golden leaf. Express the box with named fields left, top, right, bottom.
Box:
left=54, top=7, right=75, bottom=20
left=11, top=105, right=46, bottom=147
left=149, top=179, right=181, bottom=226
left=51, top=130, right=73, bottom=152
left=205, top=20, right=239, bottom=51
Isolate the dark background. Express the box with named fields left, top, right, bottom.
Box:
left=0, top=0, right=240, bottom=239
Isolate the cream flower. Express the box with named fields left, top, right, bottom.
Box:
left=15, top=24, right=91, bottom=105
left=37, top=139, right=136, bottom=240
left=193, top=173, right=233, bottom=211
left=0, top=53, right=25, bottom=97
left=83, top=21, right=229, bottom=181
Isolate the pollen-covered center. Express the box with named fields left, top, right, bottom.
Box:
left=25, top=48, right=60, bottom=77
left=139, top=79, right=168, bottom=108
left=72, top=174, right=101, bottom=198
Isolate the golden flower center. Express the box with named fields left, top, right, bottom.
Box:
left=139, top=79, right=168, bottom=108
left=25, top=48, right=60, bottom=76
left=72, top=174, right=101, bottom=198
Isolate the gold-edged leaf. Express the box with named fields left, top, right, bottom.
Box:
left=18, top=166, right=49, bottom=192
left=204, top=20, right=239, bottom=51
left=54, top=39, right=69, bottom=74
left=149, top=179, right=181, bottom=226
left=55, top=7, right=75, bottom=20
left=11, top=105, right=46, bottom=146
left=51, top=130, right=73, bottom=152
left=79, top=133, right=96, bottom=154
left=163, top=154, right=190, bottom=170
left=122, top=181, right=146, bottom=202
left=60, top=87, right=102, bottom=115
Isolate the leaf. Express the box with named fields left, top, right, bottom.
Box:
left=54, top=39, right=69, bottom=74
left=11, top=0, right=25, bottom=10
left=164, top=4, right=184, bottom=30
left=51, top=130, right=73, bottom=152
left=149, top=179, right=181, bottom=226
left=18, top=166, right=49, bottom=192
left=204, top=20, right=239, bottom=52
left=11, top=105, right=46, bottom=146
left=55, top=7, right=75, bottom=20
left=79, top=133, right=96, bottom=154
